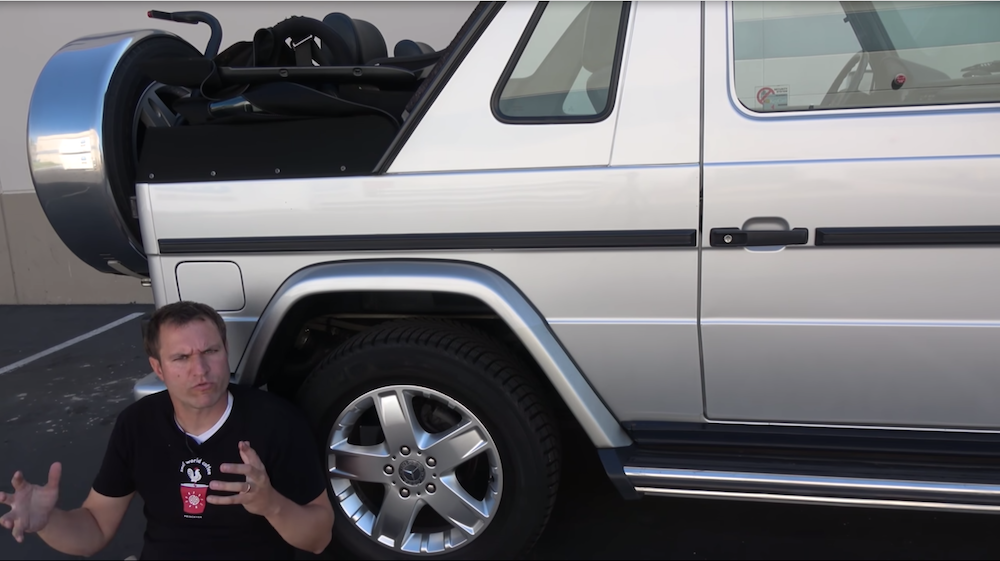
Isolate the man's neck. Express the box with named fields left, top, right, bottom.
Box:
left=173, top=393, right=231, bottom=436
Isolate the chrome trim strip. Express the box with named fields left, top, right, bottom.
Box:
left=706, top=418, right=1000, bottom=435
left=705, top=153, right=1000, bottom=167
left=386, top=162, right=701, bottom=177
left=701, top=318, right=1000, bottom=328
left=633, top=488, right=1000, bottom=514
left=552, top=318, right=1000, bottom=328
left=624, top=467, right=1000, bottom=497
left=547, top=318, right=697, bottom=325
left=235, top=260, right=633, bottom=449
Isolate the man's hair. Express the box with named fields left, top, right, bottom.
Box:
left=143, top=301, right=227, bottom=360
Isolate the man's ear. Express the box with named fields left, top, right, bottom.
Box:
left=149, top=356, right=164, bottom=381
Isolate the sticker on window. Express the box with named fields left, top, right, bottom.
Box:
left=755, top=85, right=788, bottom=111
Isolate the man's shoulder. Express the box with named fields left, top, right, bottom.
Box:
left=105, top=389, right=172, bottom=441
left=117, top=388, right=172, bottom=421
left=229, top=383, right=309, bottom=425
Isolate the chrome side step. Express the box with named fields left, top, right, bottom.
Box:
left=625, top=467, right=1000, bottom=514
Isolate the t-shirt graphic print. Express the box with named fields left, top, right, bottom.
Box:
left=179, top=457, right=212, bottom=517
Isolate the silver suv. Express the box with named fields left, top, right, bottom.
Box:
left=26, top=1, right=1000, bottom=558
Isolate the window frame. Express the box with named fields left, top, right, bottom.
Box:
left=724, top=1, right=1000, bottom=121
left=490, top=0, right=632, bottom=125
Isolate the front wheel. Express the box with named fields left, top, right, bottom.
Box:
left=296, top=319, right=561, bottom=560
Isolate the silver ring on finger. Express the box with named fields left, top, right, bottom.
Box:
left=245, top=482, right=252, bottom=493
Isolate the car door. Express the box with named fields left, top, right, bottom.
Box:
left=389, top=0, right=704, bottom=425
left=699, top=1, right=1000, bottom=430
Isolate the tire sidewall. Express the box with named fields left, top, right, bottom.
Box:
left=103, top=36, right=201, bottom=248
left=301, top=343, right=553, bottom=560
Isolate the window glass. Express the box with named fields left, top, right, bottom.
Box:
left=495, top=1, right=628, bottom=121
left=732, top=1, right=1000, bottom=112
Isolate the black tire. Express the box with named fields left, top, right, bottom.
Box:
left=295, top=318, right=561, bottom=560
left=103, top=35, right=201, bottom=253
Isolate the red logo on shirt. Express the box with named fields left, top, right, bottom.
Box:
left=179, top=459, right=213, bottom=517
left=181, top=482, right=209, bottom=514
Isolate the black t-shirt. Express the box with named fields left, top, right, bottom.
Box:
left=93, top=384, right=328, bottom=560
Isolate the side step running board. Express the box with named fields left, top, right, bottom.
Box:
left=625, top=466, right=1000, bottom=514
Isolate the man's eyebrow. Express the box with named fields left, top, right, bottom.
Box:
left=168, top=344, right=222, bottom=358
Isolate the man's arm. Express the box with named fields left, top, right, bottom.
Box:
left=36, top=489, right=134, bottom=557
left=207, top=440, right=334, bottom=554
left=1, top=463, right=133, bottom=558
left=260, top=490, right=334, bottom=554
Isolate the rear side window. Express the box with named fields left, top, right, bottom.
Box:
left=732, top=1, right=1000, bottom=113
left=493, top=1, right=630, bottom=123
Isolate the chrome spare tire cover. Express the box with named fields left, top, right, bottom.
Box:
left=27, top=29, right=190, bottom=277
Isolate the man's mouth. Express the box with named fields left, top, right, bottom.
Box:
left=192, top=382, right=214, bottom=391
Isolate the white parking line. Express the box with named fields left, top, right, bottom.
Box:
left=0, top=312, right=145, bottom=376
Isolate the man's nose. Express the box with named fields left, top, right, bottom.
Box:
left=193, top=353, right=211, bottom=375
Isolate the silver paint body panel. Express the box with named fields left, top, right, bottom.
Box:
left=144, top=166, right=700, bottom=239
left=141, top=244, right=703, bottom=430
left=93, top=0, right=1000, bottom=445
left=389, top=2, right=628, bottom=174
left=232, top=260, right=633, bottom=449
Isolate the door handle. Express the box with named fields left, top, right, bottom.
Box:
left=709, top=228, right=809, bottom=247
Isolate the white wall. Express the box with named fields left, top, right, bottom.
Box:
left=0, top=1, right=478, bottom=194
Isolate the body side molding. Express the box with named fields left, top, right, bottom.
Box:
left=157, top=229, right=699, bottom=254
left=234, top=259, right=634, bottom=449
left=815, top=226, right=1000, bottom=246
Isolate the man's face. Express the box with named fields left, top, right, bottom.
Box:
left=149, top=318, right=229, bottom=411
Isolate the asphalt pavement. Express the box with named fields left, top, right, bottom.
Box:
left=1, top=305, right=998, bottom=560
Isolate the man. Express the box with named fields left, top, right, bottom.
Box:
left=0, top=301, right=334, bottom=559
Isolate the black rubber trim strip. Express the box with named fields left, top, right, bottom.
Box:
left=598, top=448, right=641, bottom=501
left=815, top=226, right=1000, bottom=246
left=620, top=422, right=1000, bottom=490
left=158, top=229, right=699, bottom=254
left=626, top=421, right=1000, bottom=456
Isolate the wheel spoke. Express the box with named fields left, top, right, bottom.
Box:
left=139, top=88, right=176, bottom=128
left=373, top=389, right=423, bottom=452
left=328, top=441, right=392, bottom=484
left=426, top=475, right=491, bottom=536
left=420, top=420, right=490, bottom=473
left=372, top=491, right=422, bottom=549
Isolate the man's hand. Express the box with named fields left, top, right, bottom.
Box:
left=207, top=441, right=280, bottom=517
left=207, top=440, right=334, bottom=554
left=0, top=463, right=62, bottom=543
